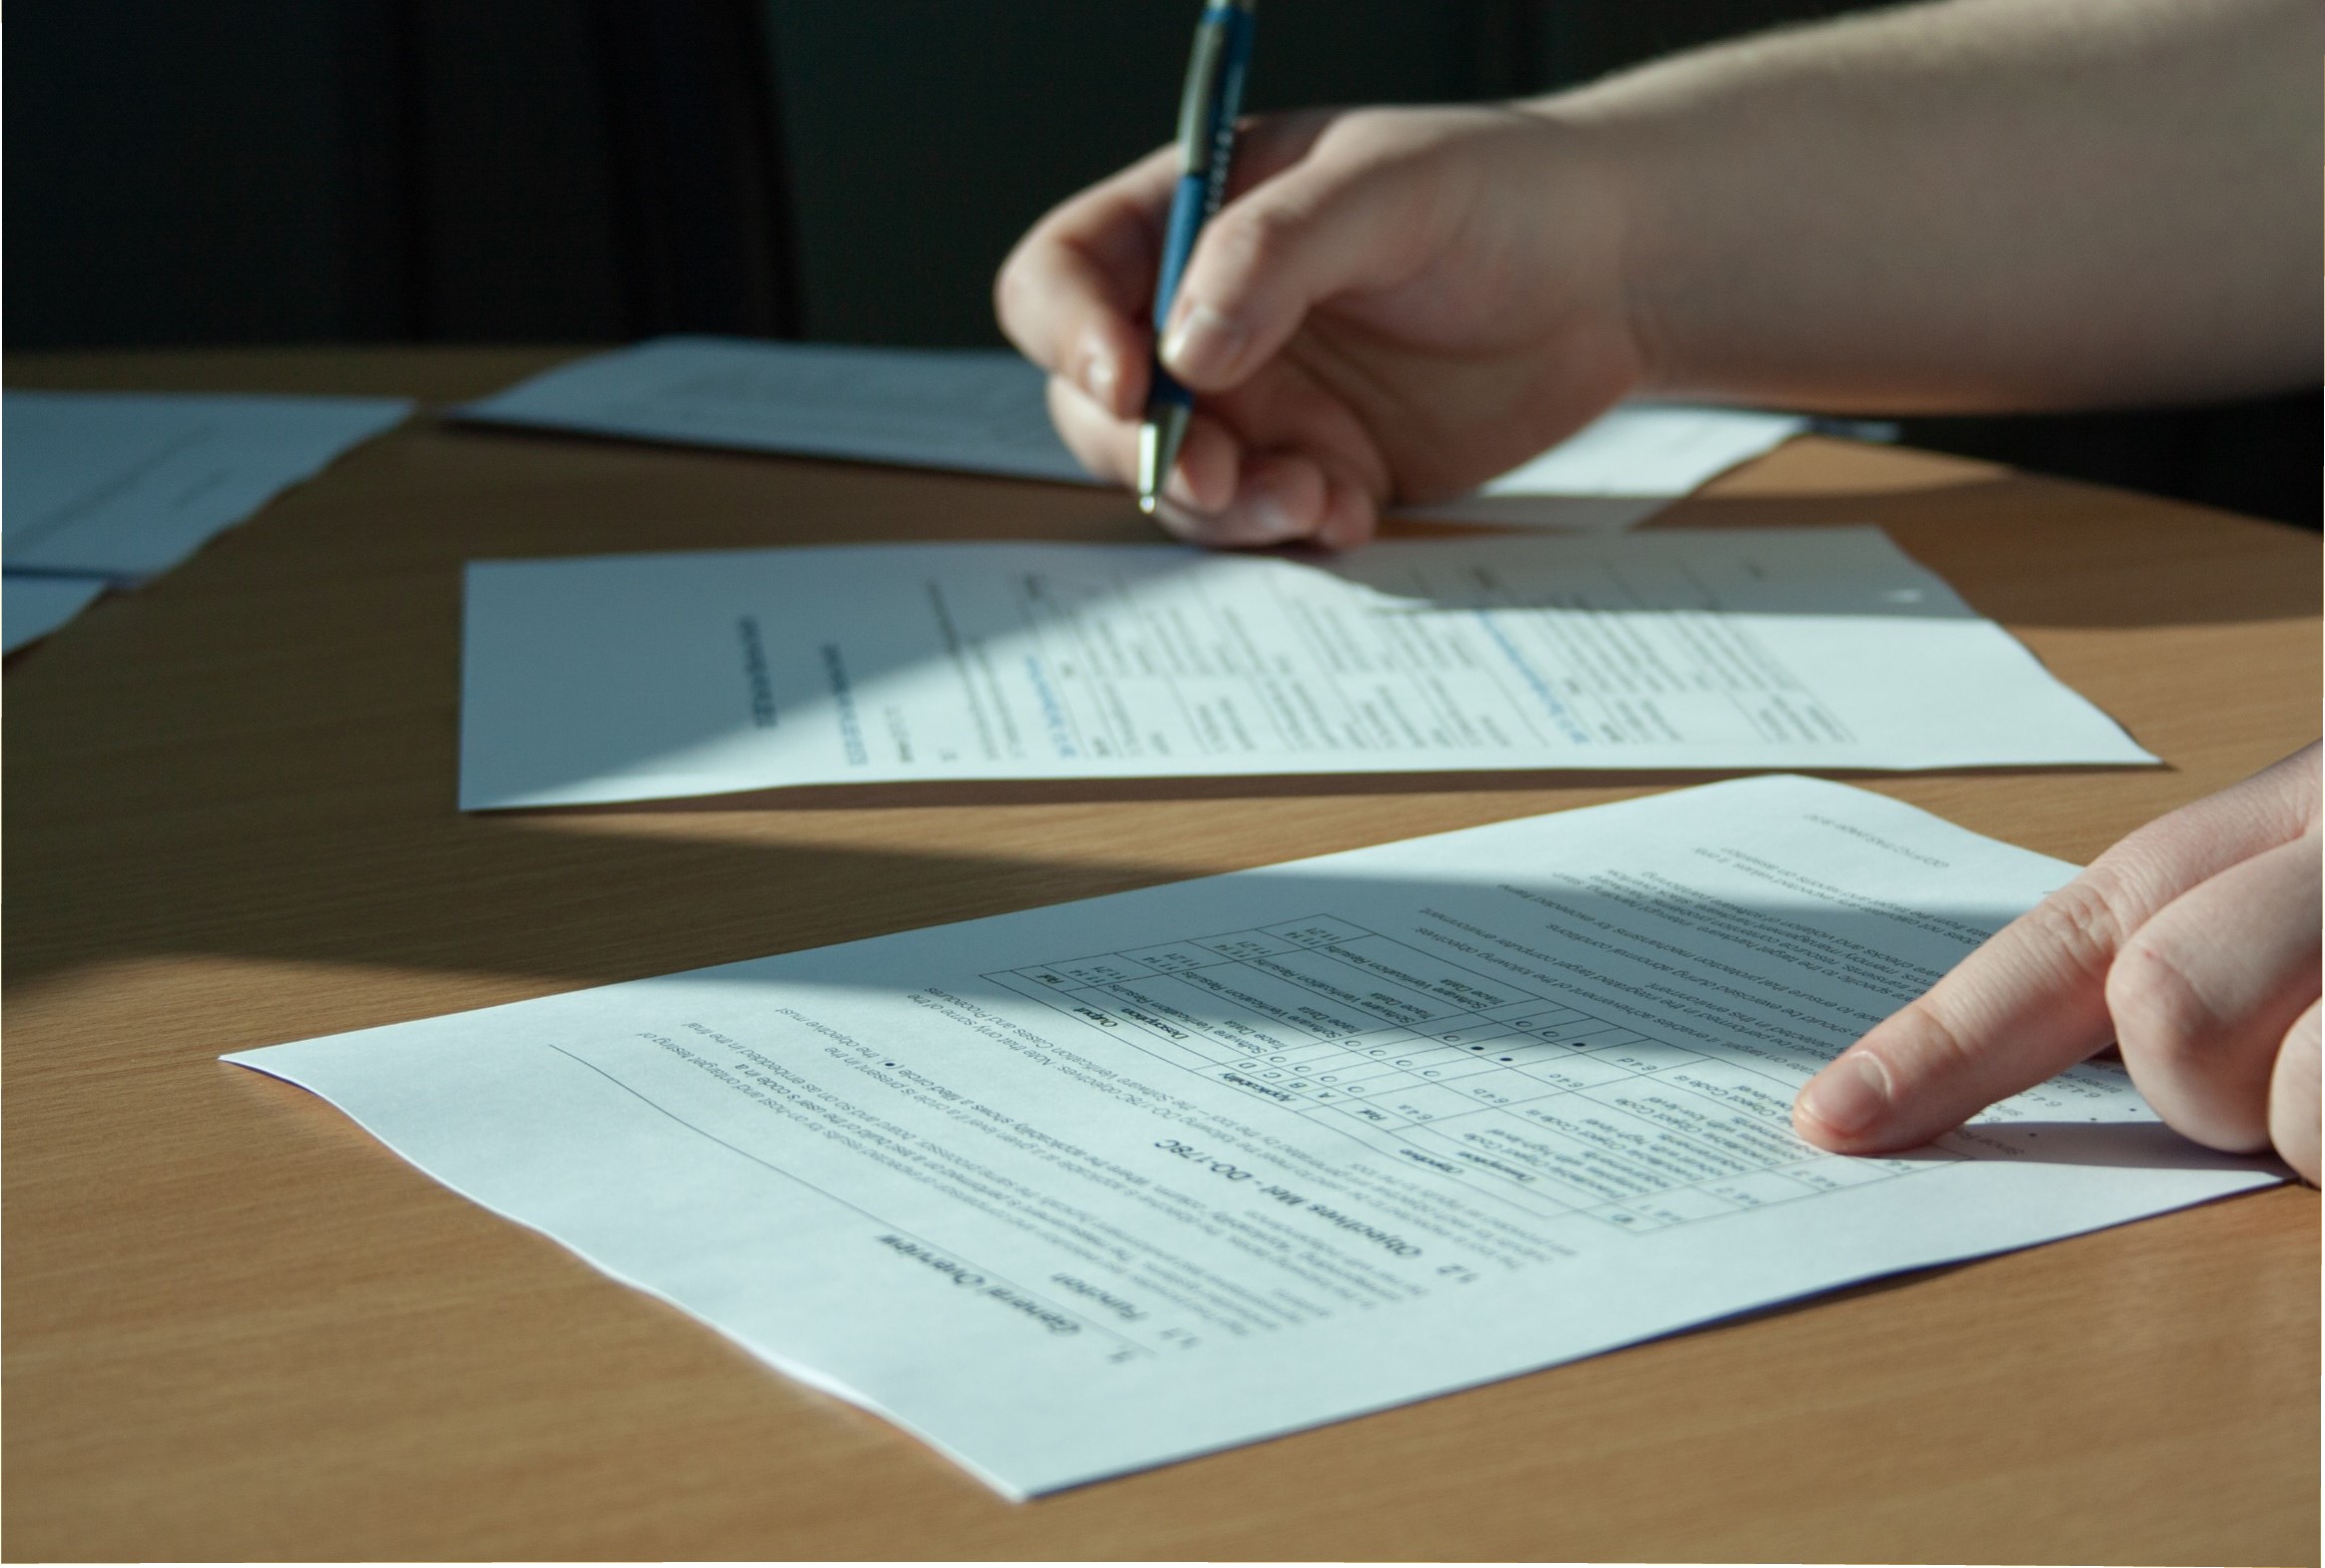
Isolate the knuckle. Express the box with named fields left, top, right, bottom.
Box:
left=1212, top=201, right=1308, bottom=279
left=1042, top=377, right=1128, bottom=481
left=992, top=248, right=1030, bottom=307
left=2103, top=932, right=2216, bottom=1072
left=1321, top=105, right=1402, bottom=146
left=992, top=262, right=1053, bottom=358
left=991, top=269, right=1031, bottom=343
left=2018, top=871, right=2135, bottom=995
left=1883, top=997, right=1985, bottom=1093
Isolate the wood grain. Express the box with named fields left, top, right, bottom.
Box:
left=5, top=348, right=2316, bottom=1563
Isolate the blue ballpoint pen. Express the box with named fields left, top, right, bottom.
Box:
left=1138, top=0, right=1258, bottom=516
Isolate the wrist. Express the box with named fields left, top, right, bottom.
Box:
left=1505, top=92, right=1673, bottom=400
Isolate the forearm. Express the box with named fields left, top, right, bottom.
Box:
left=1534, top=0, right=2319, bottom=413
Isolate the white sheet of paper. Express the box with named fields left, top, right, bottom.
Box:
left=458, top=529, right=2151, bottom=809
left=3, top=390, right=412, bottom=579
left=227, top=776, right=2281, bottom=1498
left=454, top=336, right=1804, bottom=529
left=2, top=573, right=110, bottom=652
left=1416, top=406, right=1816, bottom=528
left=462, top=337, right=1086, bottom=483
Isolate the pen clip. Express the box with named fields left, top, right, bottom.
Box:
left=1174, top=18, right=1229, bottom=176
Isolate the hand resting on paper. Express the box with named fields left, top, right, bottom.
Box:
left=995, top=0, right=2313, bottom=551
left=1795, top=746, right=2323, bottom=1184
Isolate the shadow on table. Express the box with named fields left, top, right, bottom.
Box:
left=1616, top=1130, right=2285, bottom=1346
left=1627, top=485, right=2322, bottom=633
left=419, top=417, right=2322, bottom=633
left=8, top=805, right=2039, bottom=1017
left=1889, top=1120, right=2291, bottom=1174
left=18, top=796, right=2263, bottom=1178
left=206, top=404, right=2312, bottom=637
left=526, top=761, right=2161, bottom=815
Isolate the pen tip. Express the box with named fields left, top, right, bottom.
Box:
left=1136, top=408, right=1188, bottom=523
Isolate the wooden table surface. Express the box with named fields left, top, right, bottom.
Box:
left=6, top=347, right=2317, bottom=1564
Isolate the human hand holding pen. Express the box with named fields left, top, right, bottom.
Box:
left=997, top=0, right=2323, bottom=1178
left=995, top=104, right=1645, bottom=550
left=997, top=1, right=2310, bottom=551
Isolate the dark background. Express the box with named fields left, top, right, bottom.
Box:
left=8, top=0, right=2315, bottom=525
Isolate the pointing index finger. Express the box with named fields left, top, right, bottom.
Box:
left=1793, top=871, right=2130, bottom=1150
left=1794, top=748, right=2322, bottom=1152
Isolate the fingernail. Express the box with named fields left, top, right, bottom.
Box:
left=1243, top=494, right=1305, bottom=543
left=1801, top=1052, right=1893, bottom=1138
left=1080, top=335, right=1117, bottom=409
left=1161, top=301, right=1246, bottom=381
left=1163, top=463, right=1204, bottom=511
left=1145, top=495, right=1205, bottom=538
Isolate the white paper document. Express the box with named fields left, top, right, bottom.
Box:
left=228, top=777, right=2281, bottom=1497
left=459, top=529, right=2150, bottom=809
left=455, top=335, right=1805, bottom=529
left=3, top=573, right=110, bottom=653
left=1418, top=405, right=1815, bottom=528
left=462, top=337, right=1086, bottom=484
left=3, top=390, right=412, bottom=579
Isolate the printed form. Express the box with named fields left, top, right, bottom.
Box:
left=5, top=389, right=412, bottom=580
left=229, top=778, right=2280, bottom=1497
left=454, top=335, right=1805, bottom=529
left=459, top=529, right=2150, bottom=808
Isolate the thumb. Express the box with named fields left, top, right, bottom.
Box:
left=1157, top=128, right=1435, bottom=392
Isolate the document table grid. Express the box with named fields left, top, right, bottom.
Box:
left=990, top=915, right=1941, bottom=1231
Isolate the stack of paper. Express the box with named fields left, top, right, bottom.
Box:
left=229, top=776, right=2278, bottom=1497
left=456, top=335, right=1806, bottom=530
left=457, top=528, right=2150, bottom=809
left=3, top=390, right=411, bottom=651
